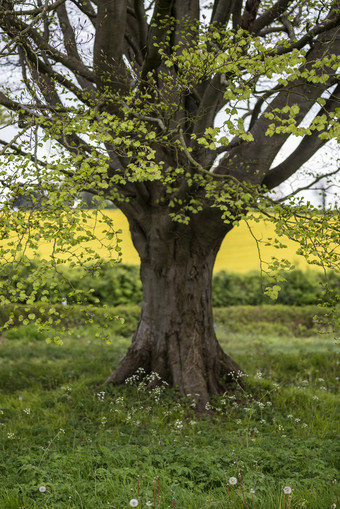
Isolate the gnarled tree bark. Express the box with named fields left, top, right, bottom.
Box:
left=105, top=211, right=244, bottom=407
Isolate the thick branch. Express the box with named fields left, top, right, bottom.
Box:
left=56, top=2, right=95, bottom=90
left=93, top=0, right=129, bottom=93
left=133, top=0, right=148, bottom=57
left=140, top=0, right=174, bottom=81
left=262, top=83, right=340, bottom=190
left=210, top=0, right=237, bottom=27
left=271, top=13, right=340, bottom=56
left=240, top=0, right=261, bottom=31
left=252, top=0, right=292, bottom=33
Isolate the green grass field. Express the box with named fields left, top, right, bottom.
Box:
left=0, top=307, right=338, bottom=508
left=7, top=210, right=322, bottom=273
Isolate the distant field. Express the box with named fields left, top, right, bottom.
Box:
left=5, top=209, right=322, bottom=272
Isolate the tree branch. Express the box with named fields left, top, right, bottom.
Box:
left=252, top=0, right=292, bottom=34
left=274, top=167, right=340, bottom=203
left=269, top=13, right=340, bottom=57
left=71, top=0, right=97, bottom=24
left=0, top=6, right=95, bottom=82
left=210, top=0, right=236, bottom=27
left=4, top=0, right=66, bottom=16
left=240, top=0, right=261, bottom=31
left=133, top=0, right=148, bottom=57
left=93, top=0, right=129, bottom=93
left=262, top=95, right=340, bottom=192
left=0, top=137, right=47, bottom=168
left=56, top=2, right=95, bottom=90
left=140, top=0, right=174, bottom=81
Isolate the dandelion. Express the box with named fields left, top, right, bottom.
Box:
left=129, top=499, right=139, bottom=507
left=330, top=504, right=336, bottom=508
left=39, top=486, right=47, bottom=493
left=283, top=486, right=292, bottom=495
left=229, top=477, right=237, bottom=485
left=146, top=502, right=152, bottom=507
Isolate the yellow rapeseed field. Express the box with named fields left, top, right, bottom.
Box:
left=19, top=209, right=319, bottom=273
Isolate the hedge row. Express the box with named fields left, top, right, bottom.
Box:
left=1, top=259, right=339, bottom=307
left=0, top=302, right=335, bottom=337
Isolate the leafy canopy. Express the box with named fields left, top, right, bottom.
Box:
left=0, top=0, right=339, bottom=333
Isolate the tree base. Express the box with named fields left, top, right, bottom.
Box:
left=105, top=330, right=245, bottom=410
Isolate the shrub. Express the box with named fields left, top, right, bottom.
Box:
left=0, top=258, right=338, bottom=308
left=212, top=269, right=340, bottom=307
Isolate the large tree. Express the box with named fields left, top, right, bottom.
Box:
left=0, top=0, right=339, bottom=407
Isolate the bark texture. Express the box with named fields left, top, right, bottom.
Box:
left=106, top=212, right=244, bottom=407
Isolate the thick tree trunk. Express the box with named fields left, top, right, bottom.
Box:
left=105, top=214, right=244, bottom=408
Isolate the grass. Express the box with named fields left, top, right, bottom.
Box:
left=0, top=309, right=339, bottom=508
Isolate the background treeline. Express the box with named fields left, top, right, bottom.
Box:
left=1, top=259, right=339, bottom=307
